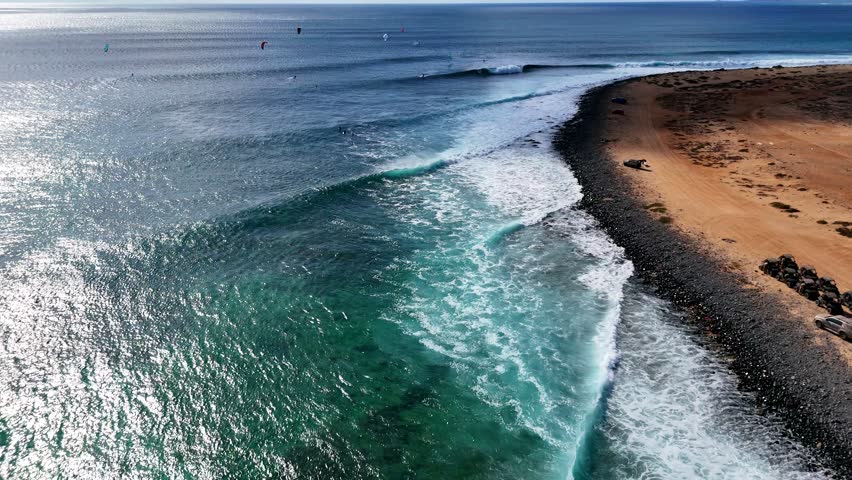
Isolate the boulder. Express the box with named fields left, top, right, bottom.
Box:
left=623, top=159, right=648, bottom=169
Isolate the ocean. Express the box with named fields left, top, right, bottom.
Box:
left=1, top=3, right=850, bottom=478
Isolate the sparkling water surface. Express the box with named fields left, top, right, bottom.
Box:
left=1, top=3, right=849, bottom=478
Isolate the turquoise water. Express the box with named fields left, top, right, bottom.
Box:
left=1, top=3, right=849, bottom=478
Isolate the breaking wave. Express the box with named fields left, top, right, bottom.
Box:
left=416, top=63, right=614, bottom=79
left=485, top=221, right=525, bottom=247
left=614, top=56, right=852, bottom=69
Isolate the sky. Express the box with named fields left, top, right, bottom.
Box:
left=2, top=0, right=720, bottom=4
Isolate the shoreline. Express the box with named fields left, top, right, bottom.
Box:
left=554, top=69, right=852, bottom=477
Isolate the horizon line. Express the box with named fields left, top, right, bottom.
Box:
left=0, top=0, right=773, bottom=6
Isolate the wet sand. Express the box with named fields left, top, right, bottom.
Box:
left=554, top=65, right=852, bottom=477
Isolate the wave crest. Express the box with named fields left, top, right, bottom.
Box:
left=418, top=63, right=613, bottom=80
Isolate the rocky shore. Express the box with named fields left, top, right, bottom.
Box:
left=554, top=79, right=852, bottom=477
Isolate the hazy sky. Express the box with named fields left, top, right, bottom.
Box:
left=6, top=0, right=717, bottom=4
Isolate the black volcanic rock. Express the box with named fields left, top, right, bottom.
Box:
left=553, top=79, right=852, bottom=478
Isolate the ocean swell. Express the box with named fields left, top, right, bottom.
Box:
left=417, top=63, right=614, bottom=80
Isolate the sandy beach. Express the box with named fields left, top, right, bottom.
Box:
left=607, top=65, right=852, bottom=308
left=555, top=65, right=852, bottom=476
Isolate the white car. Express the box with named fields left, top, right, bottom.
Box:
left=814, top=314, right=852, bottom=341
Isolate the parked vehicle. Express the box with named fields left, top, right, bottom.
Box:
left=798, top=265, right=818, bottom=281
left=817, top=276, right=840, bottom=295
left=776, top=267, right=800, bottom=288
left=779, top=253, right=798, bottom=271
left=842, top=291, right=852, bottom=311
left=759, top=257, right=781, bottom=276
left=814, top=314, right=852, bottom=341
left=817, top=291, right=844, bottom=315
left=796, top=278, right=819, bottom=300
left=623, top=159, right=648, bottom=169
left=758, top=255, right=847, bottom=311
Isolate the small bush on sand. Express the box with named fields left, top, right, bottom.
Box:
left=650, top=207, right=668, bottom=213
left=817, top=220, right=828, bottom=225
left=838, top=227, right=852, bottom=238
left=770, top=201, right=791, bottom=209
left=659, top=217, right=673, bottom=224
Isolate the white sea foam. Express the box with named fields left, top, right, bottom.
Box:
left=375, top=85, right=637, bottom=475
left=614, top=55, right=852, bottom=70
left=375, top=58, right=835, bottom=478
left=455, top=145, right=581, bottom=228
left=488, top=64, right=524, bottom=75
left=602, top=293, right=832, bottom=479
